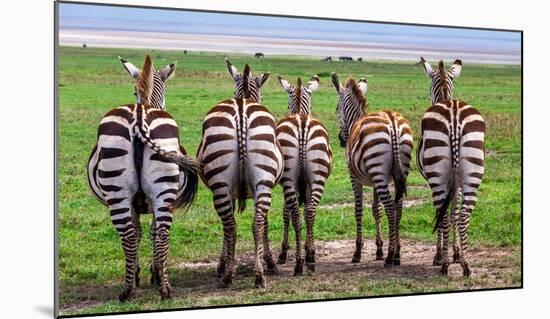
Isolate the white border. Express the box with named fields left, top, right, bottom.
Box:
left=2, top=0, right=547, bottom=318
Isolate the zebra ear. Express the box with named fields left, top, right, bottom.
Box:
left=277, top=76, right=293, bottom=93
left=119, top=56, right=140, bottom=79
left=257, top=72, right=271, bottom=88
left=159, top=62, right=177, bottom=81
left=447, top=59, right=463, bottom=79
left=420, top=56, right=435, bottom=78
left=225, top=58, right=239, bottom=81
left=306, top=75, right=320, bottom=92
left=331, top=72, right=343, bottom=95
left=357, top=78, right=368, bottom=95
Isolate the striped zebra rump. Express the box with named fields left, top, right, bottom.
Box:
left=347, top=110, right=412, bottom=195
left=87, top=104, right=199, bottom=213
left=197, top=98, right=283, bottom=202
left=417, top=100, right=485, bottom=231
left=276, top=114, right=332, bottom=206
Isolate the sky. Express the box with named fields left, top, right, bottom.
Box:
left=58, top=2, right=521, bottom=63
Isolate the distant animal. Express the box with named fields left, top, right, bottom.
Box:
left=322, top=56, right=332, bottom=62
left=255, top=52, right=265, bottom=58
left=184, top=50, right=187, bottom=55
left=339, top=56, right=353, bottom=61
left=417, top=57, right=485, bottom=277
left=357, top=57, right=363, bottom=62
left=331, top=72, right=413, bottom=266
left=196, top=59, right=283, bottom=288
left=275, top=75, right=332, bottom=275
left=82, top=43, right=87, bottom=48
left=87, top=55, right=199, bottom=301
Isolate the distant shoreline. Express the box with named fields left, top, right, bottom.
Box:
left=59, top=28, right=521, bottom=65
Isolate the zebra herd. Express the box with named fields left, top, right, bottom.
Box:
left=86, top=54, right=485, bottom=301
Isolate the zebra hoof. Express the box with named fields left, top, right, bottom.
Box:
left=375, top=249, right=384, bottom=261
left=351, top=251, right=361, bottom=263
left=306, top=263, right=315, bottom=275
left=277, top=254, right=287, bottom=265
left=135, top=265, right=141, bottom=287
left=254, top=274, right=266, bottom=288
left=118, top=289, right=132, bottom=303
left=216, top=261, right=226, bottom=278
left=294, top=260, right=304, bottom=276
left=462, top=263, right=472, bottom=277
left=159, top=286, right=172, bottom=300
left=453, top=251, right=461, bottom=264
left=266, top=262, right=278, bottom=275
left=218, top=274, right=233, bottom=288
left=433, top=254, right=442, bottom=266
left=439, top=264, right=449, bottom=276
left=150, top=265, right=161, bottom=286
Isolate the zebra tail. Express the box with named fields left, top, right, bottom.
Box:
left=297, top=172, right=306, bottom=207
left=390, top=120, right=407, bottom=205
left=134, top=121, right=201, bottom=178
left=174, top=153, right=200, bottom=211
left=236, top=113, right=247, bottom=213
left=433, top=127, right=460, bottom=232
left=433, top=171, right=457, bottom=233
left=297, top=135, right=307, bottom=206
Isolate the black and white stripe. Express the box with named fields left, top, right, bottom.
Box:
left=417, top=58, right=485, bottom=277
left=275, top=75, right=332, bottom=275
left=87, top=55, right=199, bottom=301
left=332, top=73, right=413, bottom=267
left=196, top=59, right=283, bottom=288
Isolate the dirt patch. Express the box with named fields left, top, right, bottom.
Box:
left=60, top=238, right=520, bottom=314
left=319, top=197, right=427, bottom=210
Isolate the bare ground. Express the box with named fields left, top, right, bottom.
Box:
left=60, top=238, right=521, bottom=314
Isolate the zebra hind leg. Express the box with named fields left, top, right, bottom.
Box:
left=458, top=207, right=473, bottom=277
left=433, top=227, right=443, bottom=266
left=149, top=219, right=161, bottom=286
left=452, top=208, right=460, bottom=263
left=288, top=196, right=303, bottom=275
left=277, top=202, right=292, bottom=264
left=351, top=178, right=364, bottom=263
left=305, top=189, right=322, bottom=274
left=214, top=194, right=236, bottom=287
left=393, top=198, right=404, bottom=266
left=263, top=214, right=278, bottom=275
left=109, top=201, right=139, bottom=302
left=380, top=194, right=397, bottom=268
left=131, top=211, right=142, bottom=287
left=372, top=193, right=384, bottom=261
left=152, top=207, right=173, bottom=299
left=439, top=212, right=451, bottom=276
left=253, top=189, right=273, bottom=288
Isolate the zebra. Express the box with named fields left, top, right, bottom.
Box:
left=196, top=59, right=283, bottom=288
left=275, top=75, right=333, bottom=275
left=417, top=57, right=485, bottom=276
left=87, top=54, right=199, bottom=301
left=331, top=73, right=413, bottom=267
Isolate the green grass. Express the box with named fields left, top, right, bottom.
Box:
left=58, top=46, right=521, bottom=316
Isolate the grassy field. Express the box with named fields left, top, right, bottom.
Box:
left=57, top=46, right=521, bottom=316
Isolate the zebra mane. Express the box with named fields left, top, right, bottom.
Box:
left=242, top=64, right=251, bottom=99
left=438, top=60, right=450, bottom=100
left=346, top=78, right=367, bottom=112
left=137, top=54, right=154, bottom=105
left=294, top=77, right=302, bottom=113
